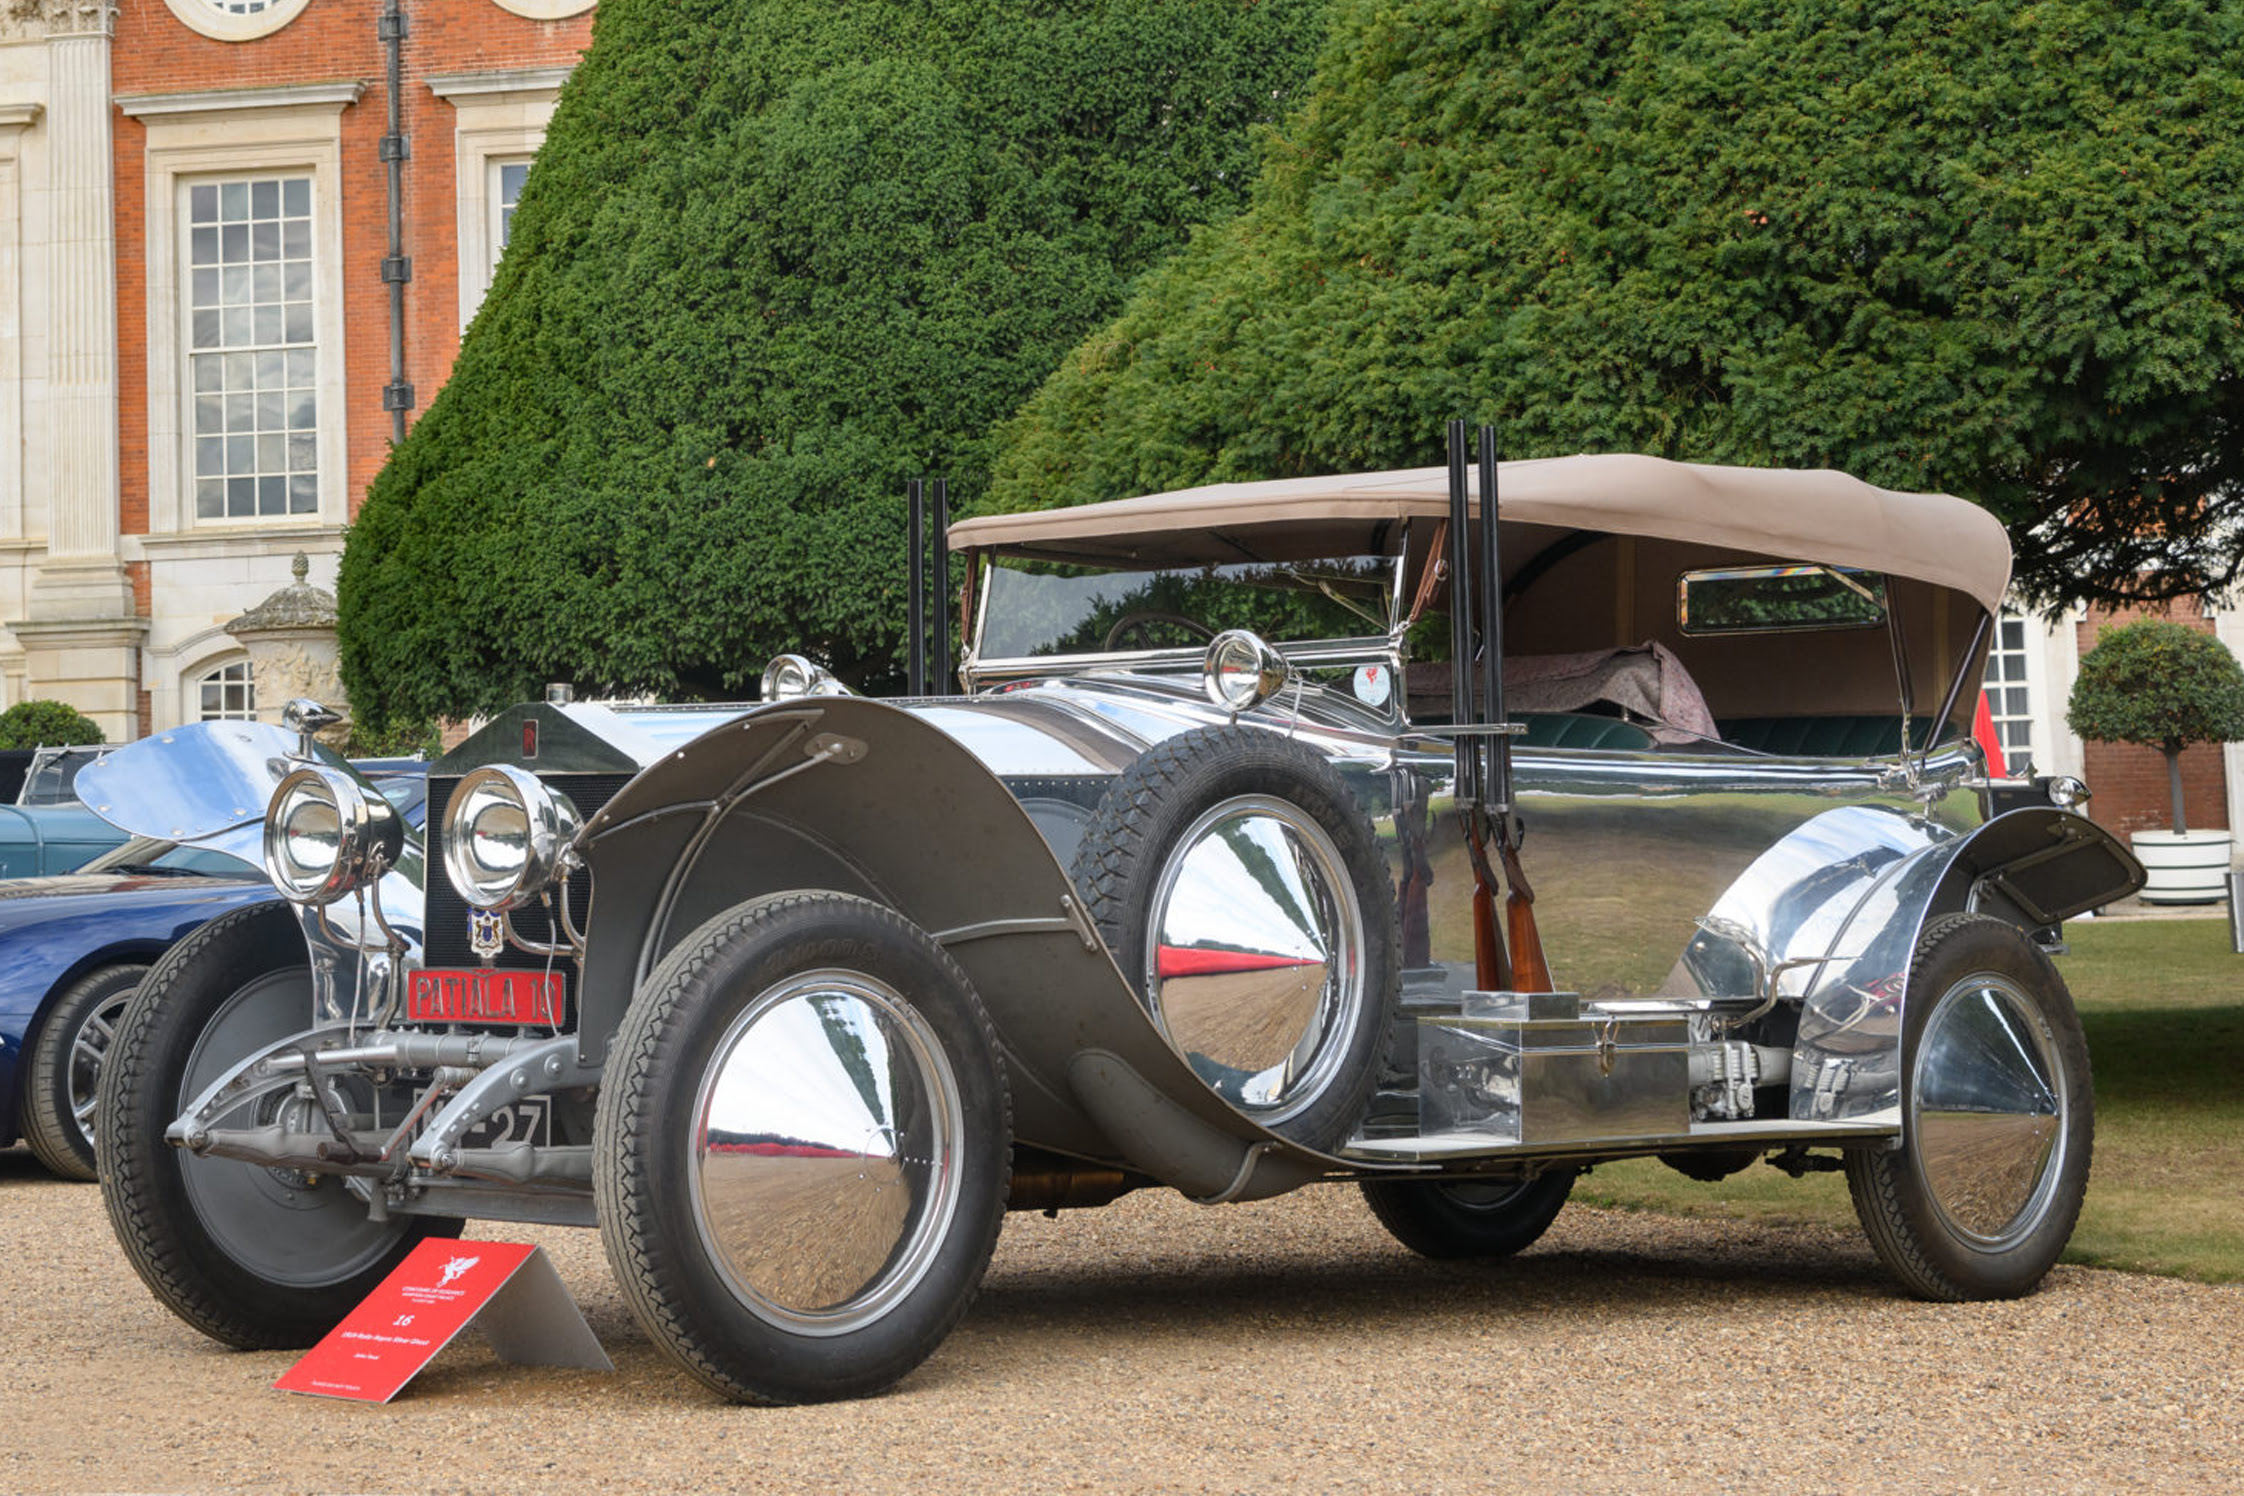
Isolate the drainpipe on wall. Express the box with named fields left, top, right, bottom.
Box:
left=379, top=0, right=413, bottom=444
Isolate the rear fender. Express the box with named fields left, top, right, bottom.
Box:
left=1789, top=807, right=2142, bottom=1126
left=573, top=697, right=1338, bottom=1198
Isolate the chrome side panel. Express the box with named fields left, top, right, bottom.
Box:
left=1386, top=738, right=1984, bottom=1006
left=79, top=718, right=349, bottom=863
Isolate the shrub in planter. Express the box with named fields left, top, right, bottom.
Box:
left=2066, top=619, right=2244, bottom=835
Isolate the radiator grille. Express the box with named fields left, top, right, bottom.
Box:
left=422, top=772, right=633, bottom=980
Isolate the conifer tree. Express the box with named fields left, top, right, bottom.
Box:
left=992, top=0, right=2244, bottom=616
left=338, top=0, right=1330, bottom=728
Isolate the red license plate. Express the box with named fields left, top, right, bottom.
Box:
left=407, top=968, right=566, bottom=1026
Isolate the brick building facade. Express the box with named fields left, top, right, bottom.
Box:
left=0, top=0, right=589, bottom=740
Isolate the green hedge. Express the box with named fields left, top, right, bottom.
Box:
left=990, top=0, right=2244, bottom=615
left=338, top=0, right=1331, bottom=729
left=0, top=700, right=103, bottom=750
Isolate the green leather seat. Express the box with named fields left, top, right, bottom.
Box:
left=1716, top=715, right=1938, bottom=757
left=1514, top=713, right=1655, bottom=751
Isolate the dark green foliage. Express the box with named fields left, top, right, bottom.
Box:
left=2068, top=618, right=2244, bottom=832
left=0, top=700, right=103, bottom=749
left=991, top=0, right=2244, bottom=613
left=337, top=0, right=1329, bottom=729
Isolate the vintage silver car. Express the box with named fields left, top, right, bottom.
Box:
left=86, top=441, right=2143, bottom=1405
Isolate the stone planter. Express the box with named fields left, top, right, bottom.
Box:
left=2129, top=829, right=2235, bottom=905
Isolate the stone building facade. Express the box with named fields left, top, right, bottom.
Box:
left=0, top=0, right=590, bottom=740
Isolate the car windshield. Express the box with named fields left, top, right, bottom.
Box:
left=16, top=746, right=112, bottom=806
left=978, top=555, right=1397, bottom=659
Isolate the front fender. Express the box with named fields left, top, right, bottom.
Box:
left=571, top=697, right=1340, bottom=1196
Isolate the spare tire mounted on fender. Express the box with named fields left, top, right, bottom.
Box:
left=1069, top=724, right=1400, bottom=1151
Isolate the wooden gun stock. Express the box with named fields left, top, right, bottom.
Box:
left=1463, top=819, right=1514, bottom=992
left=1497, top=838, right=1553, bottom=994
left=1472, top=880, right=1511, bottom=991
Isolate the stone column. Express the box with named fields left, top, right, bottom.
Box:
left=9, top=2, right=141, bottom=740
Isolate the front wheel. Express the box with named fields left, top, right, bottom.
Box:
left=594, top=892, right=1011, bottom=1405
left=1360, top=1168, right=1576, bottom=1259
left=1846, top=914, right=2092, bottom=1301
left=97, top=902, right=456, bottom=1348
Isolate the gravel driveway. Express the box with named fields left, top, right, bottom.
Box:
left=3, top=1146, right=2237, bottom=1494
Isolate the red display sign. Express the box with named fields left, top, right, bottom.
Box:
left=275, top=1240, right=537, bottom=1402
left=408, top=968, right=565, bottom=1025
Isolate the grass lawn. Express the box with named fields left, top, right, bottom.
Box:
left=1571, top=916, right=2244, bottom=1282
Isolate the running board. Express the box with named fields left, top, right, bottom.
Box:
left=1339, top=1114, right=1900, bottom=1165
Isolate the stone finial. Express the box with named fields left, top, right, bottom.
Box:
left=226, top=551, right=337, bottom=636
left=225, top=553, right=348, bottom=741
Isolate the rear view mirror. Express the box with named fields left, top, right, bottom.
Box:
left=1677, top=564, right=1886, bottom=635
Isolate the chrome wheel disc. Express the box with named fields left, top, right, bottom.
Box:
left=1911, top=972, right=2069, bottom=1249
left=68, top=987, right=136, bottom=1150
left=1145, top=795, right=1365, bottom=1124
left=689, top=971, right=964, bottom=1335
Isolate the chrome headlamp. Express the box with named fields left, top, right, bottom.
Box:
left=760, top=653, right=852, bottom=701
left=263, top=766, right=404, bottom=907
left=1202, top=629, right=1291, bottom=713
left=442, top=764, right=583, bottom=912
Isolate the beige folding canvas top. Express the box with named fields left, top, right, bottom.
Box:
left=949, top=454, right=2014, bottom=616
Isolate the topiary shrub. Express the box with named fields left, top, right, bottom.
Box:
left=990, top=0, right=2244, bottom=618
left=2066, top=619, right=2244, bottom=835
left=0, top=699, right=104, bottom=750
left=337, top=0, right=1334, bottom=733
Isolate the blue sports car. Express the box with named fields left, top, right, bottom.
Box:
left=0, top=769, right=426, bottom=1180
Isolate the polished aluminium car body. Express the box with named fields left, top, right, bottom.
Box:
left=86, top=452, right=2142, bottom=1403
left=0, top=770, right=425, bottom=1180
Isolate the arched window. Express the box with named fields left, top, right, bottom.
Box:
left=198, top=661, right=257, bottom=722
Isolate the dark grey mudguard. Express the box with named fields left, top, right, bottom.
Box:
left=568, top=696, right=1345, bottom=1201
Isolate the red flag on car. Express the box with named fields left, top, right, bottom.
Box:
left=1973, top=690, right=2009, bottom=775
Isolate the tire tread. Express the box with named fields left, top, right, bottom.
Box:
left=21, top=963, right=147, bottom=1181
left=1067, top=724, right=1399, bottom=1149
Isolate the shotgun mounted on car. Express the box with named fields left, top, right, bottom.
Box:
left=1445, top=419, right=1550, bottom=993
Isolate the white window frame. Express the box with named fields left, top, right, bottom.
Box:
left=119, top=85, right=359, bottom=538
left=1982, top=610, right=2037, bottom=776
left=428, top=69, right=571, bottom=330
left=488, top=155, right=534, bottom=281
